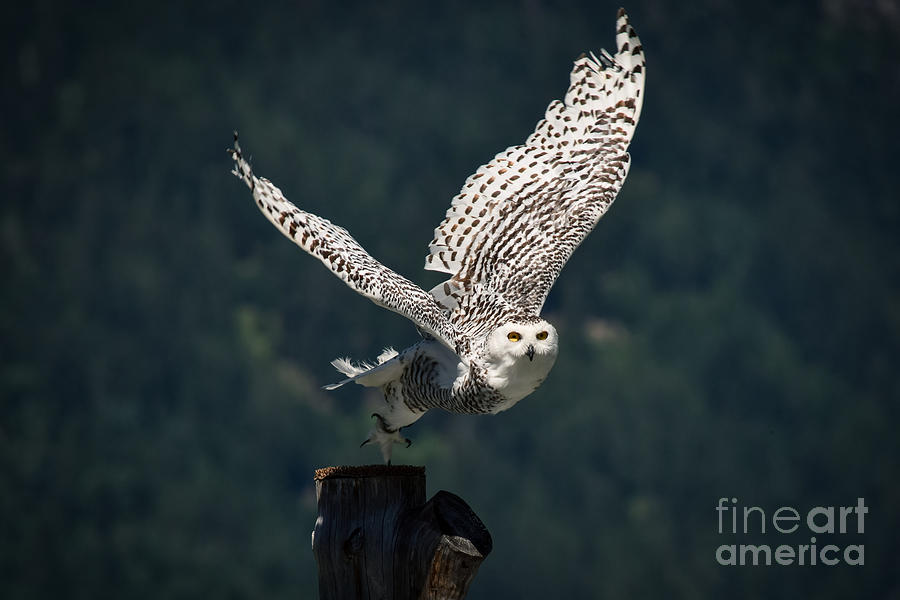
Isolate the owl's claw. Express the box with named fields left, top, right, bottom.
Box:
left=361, top=413, right=412, bottom=464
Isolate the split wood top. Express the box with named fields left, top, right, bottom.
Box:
left=314, top=465, right=425, bottom=480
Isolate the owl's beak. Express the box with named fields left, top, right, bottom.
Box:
left=526, top=344, right=535, bottom=361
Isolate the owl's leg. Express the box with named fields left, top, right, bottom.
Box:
left=360, top=413, right=412, bottom=465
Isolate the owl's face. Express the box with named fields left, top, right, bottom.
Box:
left=486, top=319, right=559, bottom=363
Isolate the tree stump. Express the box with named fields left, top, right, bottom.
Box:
left=311, top=465, right=492, bottom=600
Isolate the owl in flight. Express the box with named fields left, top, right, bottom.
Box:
left=230, top=9, right=644, bottom=463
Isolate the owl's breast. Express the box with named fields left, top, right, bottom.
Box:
left=484, top=350, right=557, bottom=413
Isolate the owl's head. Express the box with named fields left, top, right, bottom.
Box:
left=486, top=318, right=559, bottom=363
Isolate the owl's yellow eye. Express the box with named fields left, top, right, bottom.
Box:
left=507, top=331, right=521, bottom=342
left=536, top=331, right=549, bottom=340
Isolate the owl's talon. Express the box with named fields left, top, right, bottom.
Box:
left=362, top=413, right=411, bottom=464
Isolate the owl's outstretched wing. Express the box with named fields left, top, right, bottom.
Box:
left=229, top=136, right=468, bottom=357
left=425, top=9, right=644, bottom=335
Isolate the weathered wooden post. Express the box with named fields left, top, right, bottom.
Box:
left=311, top=465, right=492, bottom=599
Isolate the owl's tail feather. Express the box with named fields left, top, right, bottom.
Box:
left=323, top=348, right=401, bottom=390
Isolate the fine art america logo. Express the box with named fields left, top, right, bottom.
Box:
left=715, top=497, right=867, bottom=566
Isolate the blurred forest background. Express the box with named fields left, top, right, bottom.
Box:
left=3, top=0, right=899, bottom=598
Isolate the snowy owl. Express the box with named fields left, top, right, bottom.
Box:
left=229, top=9, right=645, bottom=463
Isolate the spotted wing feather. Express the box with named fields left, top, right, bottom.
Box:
left=425, top=9, right=644, bottom=335
left=229, top=137, right=467, bottom=357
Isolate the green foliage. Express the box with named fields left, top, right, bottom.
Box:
left=2, top=1, right=898, bottom=598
